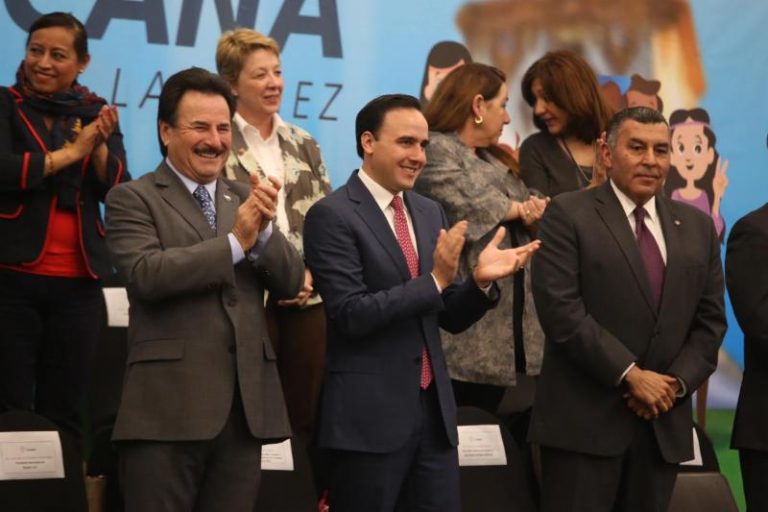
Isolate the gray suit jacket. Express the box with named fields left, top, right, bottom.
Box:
left=530, top=182, right=726, bottom=463
left=105, top=162, right=304, bottom=442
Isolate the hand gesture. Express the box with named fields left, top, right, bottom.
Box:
left=624, top=394, right=659, bottom=420
left=249, top=174, right=282, bottom=232
left=712, top=157, right=729, bottom=203
left=521, top=195, right=549, bottom=225
left=70, top=116, right=104, bottom=159
left=278, top=268, right=314, bottom=307
left=231, top=194, right=265, bottom=251
left=472, top=227, right=541, bottom=287
left=431, top=221, right=467, bottom=289
left=624, top=366, right=678, bottom=417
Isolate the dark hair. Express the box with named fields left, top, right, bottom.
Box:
left=425, top=63, right=518, bottom=173
left=157, top=67, right=236, bottom=156
left=664, top=108, right=720, bottom=239
left=521, top=50, right=613, bottom=143
left=605, top=107, right=668, bottom=150
left=26, top=12, right=89, bottom=62
left=419, top=41, right=473, bottom=105
left=627, top=74, right=664, bottom=114
left=355, top=94, right=421, bottom=158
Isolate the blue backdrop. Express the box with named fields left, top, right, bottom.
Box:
left=1, top=0, right=766, bottom=370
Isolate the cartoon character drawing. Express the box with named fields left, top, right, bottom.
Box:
left=625, top=73, right=664, bottom=113
left=664, top=108, right=728, bottom=239
left=419, top=41, right=473, bottom=105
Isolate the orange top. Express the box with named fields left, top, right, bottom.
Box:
left=9, top=208, right=90, bottom=278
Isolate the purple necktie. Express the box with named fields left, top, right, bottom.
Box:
left=391, top=196, right=433, bottom=389
left=633, top=207, right=665, bottom=308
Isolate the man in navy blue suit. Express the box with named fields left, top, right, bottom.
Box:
left=304, top=94, right=540, bottom=511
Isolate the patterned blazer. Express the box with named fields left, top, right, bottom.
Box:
left=417, top=131, right=544, bottom=386
left=225, top=120, right=332, bottom=258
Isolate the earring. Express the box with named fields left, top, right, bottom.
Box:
left=79, top=69, right=85, bottom=73
left=474, top=116, right=484, bottom=125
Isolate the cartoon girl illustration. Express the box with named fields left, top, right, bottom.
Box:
left=419, top=41, right=472, bottom=105
left=664, top=108, right=728, bottom=239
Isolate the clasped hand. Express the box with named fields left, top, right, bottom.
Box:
left=623, top=366, right=680, bottom=420
left=232, top=174, right=281, bottom=251
left=71, top=105, right=118, bottom=158
left=431, top=222, right=541, bottom=290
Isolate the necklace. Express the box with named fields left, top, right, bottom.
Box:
left=559, top=136, right=593, bottom=188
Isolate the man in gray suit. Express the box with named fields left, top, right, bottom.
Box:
left=105, top=68, right=304, bottom=512
left=530, top=107, right=726, bottom=512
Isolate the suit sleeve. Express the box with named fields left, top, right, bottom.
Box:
left=0, top=90, right=46, bottom=192
left=727, top=216, right=768, bottom=354
left=532, top=198, right=637, bottom=387
left=667, top=221, right=726, bottom=391
left=249, top=228, right=305, bottom=301
left=105, top=183, right=238, bottom=302
left=87, top=124, right=130, bottom=201
left=305, top=200, right=452, bottom=339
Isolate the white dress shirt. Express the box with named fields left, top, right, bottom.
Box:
left=357, top=167, right=419, bottom=254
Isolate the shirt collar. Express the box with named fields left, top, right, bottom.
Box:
left=357, top=167, right=404, bottom=212
left=165, top=157, right=217, bottom=204
left=609, top=179, right=658, bottom=224
left=233, top=112, right=287, bottom=142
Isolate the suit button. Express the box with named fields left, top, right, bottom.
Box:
left=228, top=345, right=237, bottom=353
left=228, top=298, right=237, bottom=307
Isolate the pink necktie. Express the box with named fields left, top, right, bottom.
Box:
left=391, top=196, right=433, bottom=389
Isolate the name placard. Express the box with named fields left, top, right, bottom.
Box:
left=0, top=431, right=65, bottom=480
left=103, top=287, right=130, bottom=327
left=262, top=439, right=294, bottom=471
left=458, top=425, right=507, bottom=466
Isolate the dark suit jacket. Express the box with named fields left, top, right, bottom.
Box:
left=0, top=86, right=129, bottom=277
left=727, top=203, right=768, bottom=451
left=105, top=162, right=304, bottom=442
left=519, top=131, right=588, bottom=198
left=304, top=171, right=497, bottom=454
left=530, top=182, right=725, bottom=463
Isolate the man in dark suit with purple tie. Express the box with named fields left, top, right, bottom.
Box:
left=304, top=94, right=540, bottom=511
left=530, top=107, right=726, bottom=512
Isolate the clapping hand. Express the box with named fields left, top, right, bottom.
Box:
left=472, top=227, right=541, bottom=287
left=431, top=221, right=468, bottom=290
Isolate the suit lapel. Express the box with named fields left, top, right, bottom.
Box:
left=156, top=163, right=216, bottom=240
left=655, top=196, right=683, bottom=316
left=216, top=179, right=239, bottom=233
left=347, top=172, right=412, bottom=282
left=594, top=183, right=657, bottom=314
left=16, top=98, right=53, bottom=152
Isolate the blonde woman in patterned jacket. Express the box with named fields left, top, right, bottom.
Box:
left=216, top=29, right=332, bottom=437
left=416, top=63, right=548, bottom=419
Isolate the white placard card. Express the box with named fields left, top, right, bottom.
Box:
left=457, top=425, right=507, bottom=466
left=0, top=431, right=65, bottom=480
left=680, top=427, right=703, bottom=466
left=103, top=287, right=130, bottom=328
left=261, top=439, right=294, bottom=471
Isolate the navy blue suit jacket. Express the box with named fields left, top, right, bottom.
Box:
left=304, top=171, right=497, bottom=454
